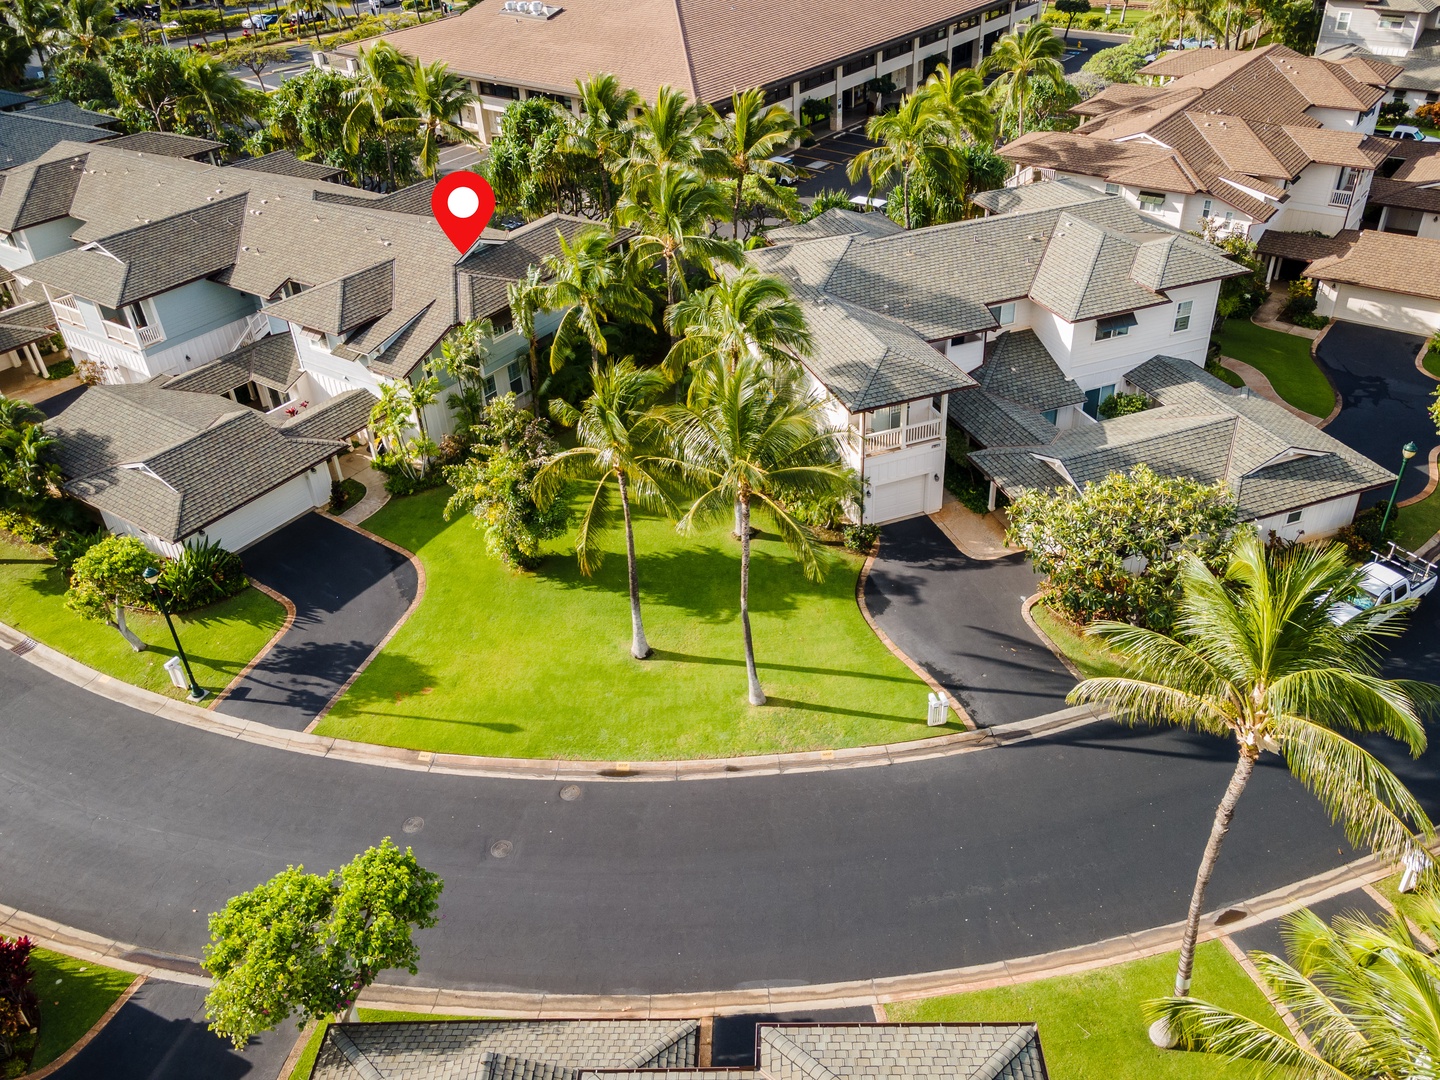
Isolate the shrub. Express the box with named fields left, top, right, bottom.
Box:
left=1082, top=41, right=1151, bottom=83
left=1335, top=504, right=1394, bottom=561
left=1380, top=100, right=1412, bottom=126
left=1098, top=391, right=1148, bottom=419
left=842, top=523, right=879, bottom=554
left=787, top=494, right=849, bottom=530
left=0, top=509, right=54, bottom=546
left=1282, top=277, right=1317, bottom=321
left=1414, top=102, right=1440, bottom=126
left=800, top=97, right=832, bottom=127
left=0, top=934, right=40, bottom=1074
left=49, top=527, right=104, bottom=574
left=374, top=456, right=443, bottom=496
left=157, top=538, right=248, bottom=611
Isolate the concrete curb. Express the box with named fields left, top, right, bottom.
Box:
left=0, top=618, right=1106, bottom=782
left=1019, top=594, right=1082, bottom=682
left=1308, top=322, right=1344, bottom=429
left=2, top=853, right=1399, bottom=1018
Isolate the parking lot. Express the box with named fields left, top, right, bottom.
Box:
left=783, top=124, right=880, bottom=202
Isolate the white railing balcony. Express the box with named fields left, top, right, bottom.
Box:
left=1329, top=189, right=1355, bottom=208
left=863, top=417, right=944, bottom=454
left=51, top=296, right=83, bottom=327
left=905, top=417, right=943, bottom=444
left=101, top=320, right=164, bottom=349
left=864, top=427, right=904, bottom=453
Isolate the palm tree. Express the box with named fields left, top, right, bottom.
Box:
left=847, top=93, right=966, bottom=229
left=507, top=264, right=547, bottom=405
left=710, top=87, right=805, bottom=240
left=343, top=42, right=411, bottom=190
left=4, top=0, right=57, bottom=75
left=614, top=163, right=742, bottom=304
left=665, top=360, right=857, bottom=705
left=540, top=226, right=654, bottom=373
left=399, top=59, right=478, bottom=178
left=177, top=55, right=263, bottom=142
left=663, top=267, right=811, bottom=381
left=919, top=64, right=995, bottom=146
left=979, top=22, right=1066, bottom=139
left=55, top=0, right=117, bottom=59
left=625, top=85, right=719, bottom=181
left=1146, top=895, right=1440, bottom=1077
left=534, top=359, right=675, bottom=659
left=1069, top=535, right=1436, bottom=1028
left=568, top=73, right=639, bottom=216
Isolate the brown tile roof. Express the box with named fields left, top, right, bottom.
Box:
left=1368, top=175, right=1440, bottom=213
left=1138, top=48, right=1251, bottom=80
left=334, top=0, right=997, bottom=103
left=1305, top=229, right=1440, bottom=301
left=1256, top=228, right=1359, bottom=261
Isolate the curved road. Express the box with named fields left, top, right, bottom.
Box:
left=7, top=649, right=1439, bottom=996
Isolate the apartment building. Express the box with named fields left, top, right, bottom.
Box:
left=1316, top=0, right=1440, bottom=112
left=999, top=45, right=1394, bottom=242
left=319, top=0, right=1039, bottom=139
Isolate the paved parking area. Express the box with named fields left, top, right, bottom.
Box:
left=794, top=125, right=877, bottom=200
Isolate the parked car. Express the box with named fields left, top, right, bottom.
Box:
left=241, top=12, right=278, bottom=27
left=767, top=155, right=797, bottom=186
left=1389, top=125, right=1427, bottom=141
left=1328, top=543, right=1438, bottom=625
left=849, top=195, right=887, bottom=212
left=286, top=8, right=319, bottom=22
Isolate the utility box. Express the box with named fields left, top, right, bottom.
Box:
left=926, top=691, right=950, bottom=726
left=163, top=656, right=187, bottom=690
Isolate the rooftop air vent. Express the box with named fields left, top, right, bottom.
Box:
left=499, top=0, right=562, bottom=17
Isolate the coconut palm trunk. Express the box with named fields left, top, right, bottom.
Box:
left=616, top=470, right=651, bottom=660
left=1174, top=747, right=1257, bottom=998
left=738, top=489, right=764, bottom=705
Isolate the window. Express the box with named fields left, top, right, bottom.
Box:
left=1201, top=198, right=1213, bottom=217
left=882, top=42, right=911, bottom=61
left=1378, top=14, right=1404, bottom=29
left=1223, top=209, right=1235, bottom=223
left=1285, top=509, right=1303, bottom=525
left=920, top=27, right=946, bottom=45
left=1138, top=190, right=1167, bottom=211
left=1041, top=408, right=1058, bottom=424
left=1173, top=299, right=1193, bottom=332
left=1095, top=312, right=1137, bottom=340
left=507, top=360, right=524, bottom=394
left=1104, top=182, right=1120, bottom=195
left=477, top=82, right=519, bottom=99
left=126, top=302, right=149, bottom=329
left=843, top=53, right=876, bottom=75
left=0, top=231, right=18, bottom=249
left=870, top=405, right=902, bottom=431
left=482, top=373, right=497, bottom=401
left=1083, top=385, right=1116, bottom=418
left=799, top=71, right=830, bottom=92
left=988, top=302, right=1015, bottom=325
left=1335, top=9, right=1350, bottom=30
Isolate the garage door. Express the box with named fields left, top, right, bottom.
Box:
left=868, top=474, right=926, bottom=524
left=202, top=473, right=321, bottom=552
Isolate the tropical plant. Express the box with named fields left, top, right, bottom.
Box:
left=710, top=87, right=805, bottom=239
left=47, top=51, right=113, bottom=108
left=958, top=142, right=1011, bottom=212
left=615, top=163, right=743, bottom=303
left=203, top=839, right=442, bottom=1047
left=398, top=58, right=477, bottom=177
left=1148, top=892, right=1440, bottom=1076
left=177, top=54, right=263, bottom=142
left=540, top=226, right=655, bottom=373
left=224, top=43, right=291, bottom=92
left=54, top=0, right=116, bottom=59
left=64, top=534, right=160, bottom=651
left=1054, top=0, right=1091, bottom=37
left=919, top=64, right=994, bottom=146
left=1069, top=534, right=1436, bottom=1018
left=3, top=0, right=57, bottom=75
left=534, top=359, right=675, bottom=657
left=801, top=187, right=854, bottom=221
left=848, top=92, right=967, bottom=229
left=1007, top=465, right=1238, bottom=631
left=663, top=267, right=811, bottom=381
left=484, top=96, right=575, bottom=218
left=443, top=395, right=569, bottom=570
left=624, top=84, right=718, bottom=180
left=979, top=22, right=1066, bottom=138
left=507, top=263, right=547, bottom=403
left=664, top=360, right=858, bottom=705
left=434, top=317, right=493, bottom=393
left=1081, top=40, right=1153, bottom=83
left=370, top=377, right=441, bottom=488
left=156, top=537, right=248, bottom=610
left=342, top=41, right=412, bottom=190
left=568, top=73, right=639, bottom=215
left=0, top=934, right=40, bottom=1072
left=106, top=41, right=188, bottom=131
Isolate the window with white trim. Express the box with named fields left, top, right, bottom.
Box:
left=507, top=360, right=524, bottom=394
left=1335, top=9, right=1351, bottom=30
left=1201, top=198, right=1212, bottom=218
left=1104, top=182, right=1120, bottom=195
left=988, top=302, right=1015, bottom=325
left=1173, top=300, right=1193, bottom=332
left=1285, top=509, right=1303, bottom=525
left=1138, top=190, right=1166, bottom=210
left=1378, top=14, right=1404, bottom=28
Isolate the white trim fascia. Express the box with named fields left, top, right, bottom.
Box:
left=1116, top=133, right=1171, bottom=149
left=1216, top=176, right=1279, bottom=205
left=1031, top=453, right=1080, bottom=489
left=118, top=461, right=179, bottom=492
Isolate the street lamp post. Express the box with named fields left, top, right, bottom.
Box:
left=142, top=567, right=207, bottom=703
left=1380, top=441, right=1420, bottom=537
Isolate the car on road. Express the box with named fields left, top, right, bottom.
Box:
left=286, top=8, right=319, bottom=21
left=241, top=12, right=278, bottom=27
left=1328, top=543, right=1438, bottom=625
left=766, top=154, right=797, bottom=185
left=1389, top=125, right=1427, bottom=141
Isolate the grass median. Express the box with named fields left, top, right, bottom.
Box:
left=24, top=948, right=135, bottom=1072
left=1215, top=319, right=1335, bottom=418
left=319, top=488, right=940, bottom=760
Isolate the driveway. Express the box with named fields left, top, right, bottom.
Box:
left=1315, top=322, right=1436, bottom=504
left=863, top=516, right=1074, bottom=726
left=51, top=980, right=298, bottom=1080
left=215, top=512, right=418, bottom=731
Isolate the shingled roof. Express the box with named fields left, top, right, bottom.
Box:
left=308, top=1020, right=1048, bottom=1080
left=1304, top=229, right=1440, bottom=301
left=0, top=300, right=56, bottom=352
left=970, top=355, right=1392, bottom=520
left=165, top=333, right=302, bottom=396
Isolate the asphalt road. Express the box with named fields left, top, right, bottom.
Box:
left=215, top=512, right=417, bottom=730
left=5, top=643, right=1421, bottom=997
left=1315, top=321, right=1436, bottom=505
left=865, top=517, right=1073, bottom=727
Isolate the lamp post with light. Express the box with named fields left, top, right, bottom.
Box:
left=142, top=566, right=207, bottom=703
left=1380, top=441, right=1419, bottom=537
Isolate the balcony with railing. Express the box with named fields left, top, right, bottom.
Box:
left=862, top=402, right=944, bottom=455
left=50, top=294, right=84, bottom=328
left=1329, top=189, right=1355, bottom=208
left=102, top=319, right=164, bottom=349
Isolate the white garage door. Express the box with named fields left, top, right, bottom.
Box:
left=201, top=472, right=321, bottom=552
left=868, top=474, right=927, bottom=525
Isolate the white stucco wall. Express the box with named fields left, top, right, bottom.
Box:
left=1314, top=280, right=1440, bottom=335
left=1252, top=491, right=1361, bottom=542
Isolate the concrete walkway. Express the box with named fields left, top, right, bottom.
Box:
left=340, top=460, right=389, bottom=524
left=927, top=493, right=1022, bottom=560
left=1220, top=355, right=1330, bottom=427
left=1252, top=282, right=1324, bottom=340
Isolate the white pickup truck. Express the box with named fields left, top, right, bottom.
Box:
left=1329, top=543, right=1438, bottom=625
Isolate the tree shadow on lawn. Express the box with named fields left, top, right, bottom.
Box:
left=649, top=649, right=918, bottom=685
left=538, top=533, right=845, bottom=623
left=763, top=695, right=953, bottom=727
left=330, top=650, right=523, bottom=734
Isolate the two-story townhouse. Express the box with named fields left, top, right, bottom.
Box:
left=1367, top=136, right=1440, bottom=237
left=321, top=0, right=1039, bottom=139
left=999, top=45, right=1393, bottom=243
left=1315, top=0, right=1440, bottom=113
left=747, top=181, right=1249, bottom=523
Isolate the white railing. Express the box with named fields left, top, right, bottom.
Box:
left=51, top=295, right=83, bottom=327
left=1329, top=190, right=1354, bottom=208
left=864, top=427, right=903, bottom=452
left=101, top=320, right=163, bottom=349
left=863, top=418, right=943, bottom=454
left=226, top=309, right=273, bottom=354
left=136, top=324, right=164, bottom=347
left=905, top=417, right=943, bottom=444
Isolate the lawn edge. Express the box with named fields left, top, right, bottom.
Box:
left=21, top=973, right=144, bottom=1079
left=1019, top=594, right=1083, bottom=682
left=210, top=579, right=297, bottom=709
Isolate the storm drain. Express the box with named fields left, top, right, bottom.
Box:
left=10, top=637, right=36, bottom=656
left=490, top=840, right=513, bottom=858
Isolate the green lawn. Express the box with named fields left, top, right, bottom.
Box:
left=0, top=532, right=286, bottom=701
left=319, top=488, right=940, bottom=760
left=26, top=948, right=135, bottom=1071
left=887, top=941, right=1284, bottom=1080
left=1422, top=344, right=1440, bottom=380
left=1215, top=320, right=1336, bottom=418
left=287, top=1010, right=472, bottom=1080
left=1030, top=602, right=1128, bottom=681
left=1394, top=487, right=1440, bottom=552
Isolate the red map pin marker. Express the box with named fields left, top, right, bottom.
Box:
left=432, top=172, right=496, bottom=254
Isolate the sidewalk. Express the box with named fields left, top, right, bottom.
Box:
left=929, top=492, right=1021, bottom=560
